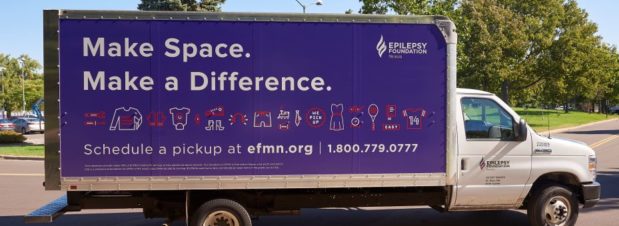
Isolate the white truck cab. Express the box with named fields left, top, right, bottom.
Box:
left=452, top=88, right=600, bottom=225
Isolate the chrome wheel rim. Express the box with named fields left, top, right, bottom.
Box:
left=203, top=210, right=240, bottom=226
left=544, top=196, right=571, bottom=226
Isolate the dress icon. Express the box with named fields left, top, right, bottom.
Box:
left=330, top=104, right=344, bottom=131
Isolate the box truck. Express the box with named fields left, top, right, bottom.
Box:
left=28, top=10, right=599, bottom=226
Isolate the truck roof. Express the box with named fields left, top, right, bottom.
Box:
left=456, top=88, right=493, bottom=96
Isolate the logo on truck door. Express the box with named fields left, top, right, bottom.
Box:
left=480, top=157, right=510, bottom=170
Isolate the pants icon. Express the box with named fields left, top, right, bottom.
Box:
left=253, top=111, right=272, bottom=128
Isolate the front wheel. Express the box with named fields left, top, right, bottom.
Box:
left=190, top=199, right=252, bottom=226
left=527, top=184, right=579, bottom=226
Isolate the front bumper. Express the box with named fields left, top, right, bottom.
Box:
left=582, top=181, right=601, bottom=208
left=28, top=125, right=45, bottom=132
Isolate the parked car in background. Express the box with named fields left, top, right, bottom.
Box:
left=0, top=119, right=16, bottom=131
left=12, top=118, right=45, bottom=134
left=610, top=105, right=619, bottom=114
left=555, top=105, right=574, bottom=111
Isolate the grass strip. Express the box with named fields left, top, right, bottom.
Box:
left=515, top=108, right=618, bottom=132
left=0, top=145, right=44, bottom=157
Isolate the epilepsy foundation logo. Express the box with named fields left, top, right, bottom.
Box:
left=376, top=35, right=387, bottom=57
left=480, top=157, right=511, bottom=170
left=376, top=34, right=429, bottom=59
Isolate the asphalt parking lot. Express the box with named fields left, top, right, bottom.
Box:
left=23, top=133, right=44, bottom=145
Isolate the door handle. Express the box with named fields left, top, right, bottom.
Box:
left=461, top=158, right=467, bottom=171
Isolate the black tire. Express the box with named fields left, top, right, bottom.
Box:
left=21, top=128, right=27, bottom=134
left=527, top=184, right=579, bottom=226
left=190, top=199, right=251, bottom=226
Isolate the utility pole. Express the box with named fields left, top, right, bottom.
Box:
left=0, top=66, right=4, bottom=94
left=0, top=66, right=4, bottom=118
left=19, top=59, right=26, bottom=115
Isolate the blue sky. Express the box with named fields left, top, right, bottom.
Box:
left=0, top=0, right=616, bottom=65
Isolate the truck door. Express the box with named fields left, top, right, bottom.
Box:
left=454, top=97, right=532, bottom=207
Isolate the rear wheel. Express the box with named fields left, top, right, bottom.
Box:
left=527, top=184, right=579, bottom=226
left=190, top=199, right=251, bottom=226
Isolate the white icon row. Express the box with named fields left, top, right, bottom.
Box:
left=104, top=104, right=427, bottom=132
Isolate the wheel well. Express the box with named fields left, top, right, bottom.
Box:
left=140, top=191, right=253, bottom=220
left=185, top=190, right=265, bottom=219
left=522, top=172, right=583, bottom=208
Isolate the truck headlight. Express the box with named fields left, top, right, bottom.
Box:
left=588, top=155, right=597, bottom=181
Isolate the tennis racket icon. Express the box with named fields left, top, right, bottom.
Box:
left=368, top=104, right=379, bottom=131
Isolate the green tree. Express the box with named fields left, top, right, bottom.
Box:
left=608, top=48, right=619, bottom=109
left=458, top=0, right=529, bottom=105
left=586, top=44, right=619, bottom=113
left=542, top=0, right=600, bottom=112
left=138, top=0, right=225, bottom=11
left=138, top=0, right=186, bottom=11
left=498, top=0, right=565, bottom=105
left=457, top=0, right=572, bottom=106
left=359, top=0, right=458, bottom=16
left=198, top=0, right=226, bottom=12
left=0, top=54, right=42, bottom=118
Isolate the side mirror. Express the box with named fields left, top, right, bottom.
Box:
left=516, top=119, right=528, bottom=141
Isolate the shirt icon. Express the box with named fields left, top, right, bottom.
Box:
left=170, top=107, right=191, bottom=130
left=109, top=107, right=143, bottom=131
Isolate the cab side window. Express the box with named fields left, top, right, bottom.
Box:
left=461, top=98, right=515, bottom=140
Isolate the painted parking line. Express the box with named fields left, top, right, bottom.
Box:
left=0, top=173, right=44, bottom=177
left=590, top=135, right=619, bottom=149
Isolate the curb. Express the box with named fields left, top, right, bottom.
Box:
left=0, top=155, right=44, bottom=161
left=537, top=118, right=619, bottom=134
